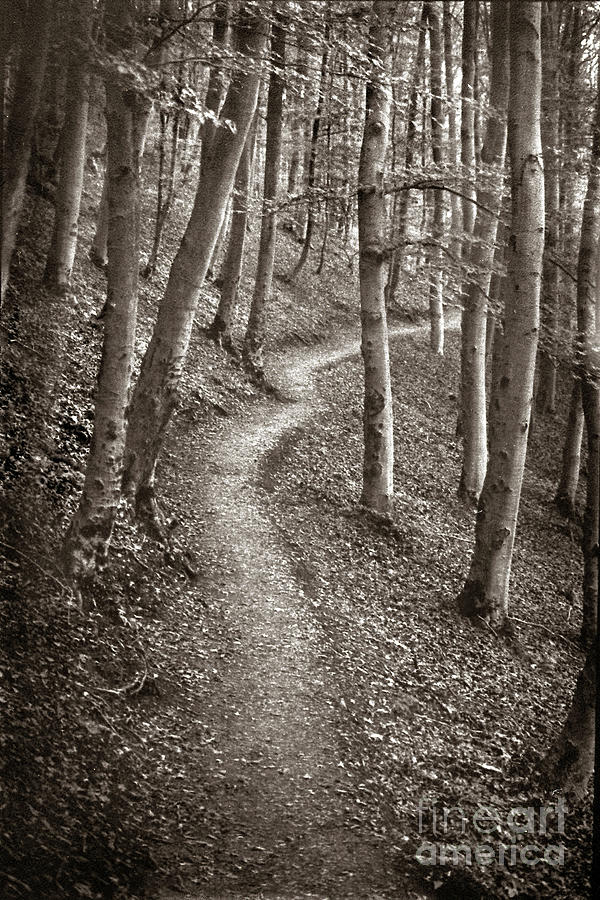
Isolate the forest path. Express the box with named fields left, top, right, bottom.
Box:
left=157, top=321, right=434, bottom=900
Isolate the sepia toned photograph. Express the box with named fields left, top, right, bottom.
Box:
left=1, top=1, right=599, bottom=897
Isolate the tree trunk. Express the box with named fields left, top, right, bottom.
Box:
left=1, top=0, right=51, bottom=304
left=242, top=11, right=285, bottom=379
left=207, top=112, right=258, bottom=349
left=43, top=0, right=93, bottom=294
left=385, top=4, right=427, bottom=307
left=442, top=0, right=461, bottom=262
left=142, top=0, right=182, bottom=280
left=424, top=1, right=445, bottom=355
left=358, top=0, right=395, bottom=516
left=456, top=0, right=478, bottom=432
left=458, top=0, right=509, bottom=506
left=122, top=8, right=267, bottom=525
left=290, top=13, right=329, bottom=281
left=536, top=1, right=561, bottom=416
left=62, top=0, right=150, bottom=584
left=555, top=378, right=584, bottom=519
left=575, top=67, right=600, bottom=647
left=539, top=640, right=595, bottom=799
left=457, top=1, right=544, bottom=628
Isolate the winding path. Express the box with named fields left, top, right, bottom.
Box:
left=158, top=323, right=430, bottom=900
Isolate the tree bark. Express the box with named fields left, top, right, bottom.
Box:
left=457, top=0, right=544, bottom=628
left=242, top=9, right=286, bottom=379
left=456, top=0, right=478, bottom=432
left=536, top=1, right=561, bottom=416
left=122, top=7, right=267, bottom=525
left=358, top=0, right=395, bottom=516
left=62, top=0, right=150, bottom=584
left=44, top=0, right=93, bottom=293
left=539, top=640, right=595, bottom=799
left=385, top=4, right=426, bottom=307
left=290, top=12, right=329, bottom=281
left=555, top=378, right=584, bottom=519
left=575, top=68, right=600, bottom=648
left=442, top=0, right=461, bottom=262
left=207, top=112, right=258, bottom=349
left=424, top=1, right=445, bottom=355
left=1, top=0, right=51, bottom=304
left=458, top=0, right=509, bottom=506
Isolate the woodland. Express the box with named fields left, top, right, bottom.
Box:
left=1, top=0, right=600, bottom=898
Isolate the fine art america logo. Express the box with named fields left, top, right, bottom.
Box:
left=416, top=798, right=566, bottom=868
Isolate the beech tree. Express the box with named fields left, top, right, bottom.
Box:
left=1, top=0, right=51, bottom=303
left=423, top=1, right=445, bottom=355
left=243, top=9, right=286, bottom=379
left=62, top=0, right=151, bottom=582
left=43, top=0, right=94, bottom=294
left=574, top=65, right=600, bottom=649
left=458, top=0, right=509, bottom=506
left=123, top=6, right=267, bottom=527
left=358, top=0, right=396, bottom=515
left=458, top=0, right=544, bottom=627
left=207, top=112, right=258, bottom=349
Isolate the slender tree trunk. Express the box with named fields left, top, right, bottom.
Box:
left=44, top=0, right=93, bottom=293
left=575, top=69, right=600, bottom=648
left=290, top=14, right=329, bottom=281
left=142, top=0, right=182, bottom=279
left=62, top=0, right=150, bottom=584
left=1, top=0, right=51, bottom=304
left=443, top=0, right=460, bottom=262
left=207, top=112, right=258, bottom=349
left=385, top=4, right=426, bottom=307
left=90, top=174, right=109, bottom=269
left=555, top=378, right=584, bottom=518
left=424, top=1, right=445, bottom=355
left=358, top=0, right=395, bottom=516
left=536, top=1, right=561, bottom=415
left=242, top=11, right=285, bottom=379
left=456, top=0, right=478, bottom=432
left=122, top=8, right=267, bottom=526
left=458, top=0, right=509, bottom=506
left=457, top=1, right=544, bottom=628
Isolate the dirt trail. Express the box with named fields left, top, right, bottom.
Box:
left=157, top=323, right=430, bottom=900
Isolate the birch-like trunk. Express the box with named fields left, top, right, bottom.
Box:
left=554, top=378, right=584, bottom=518
left=44, top=0, right=93, bottom=293
left=575, top=68, right=600, bottom=648
left=290, top=14, right=329, bottom=281
left=536, top=1, right=561, bottom=415
left=385, top=6, right=426, bottom=307
left=62, top=0, right=150, bottom=584
left=456, top=0, right=478, bottom=432
left=457, top=0, right=544, bottom=628
left=207, top=113, right=258, bottom=349
left=243, top=11, right=285, bottom=379
left=1, top=0, right=51, bottom=304
left=424, top=1, right=445, bottom=355
left=123, top=9, right=267, bottom=524
left=442, top=0, right=460, bottom=262
left=358, top=0, right=395, bottom=516
left=458, top=0, right=509, bottom=506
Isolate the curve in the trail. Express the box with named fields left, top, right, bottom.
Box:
left=159, top=322, right=437, bottom=900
